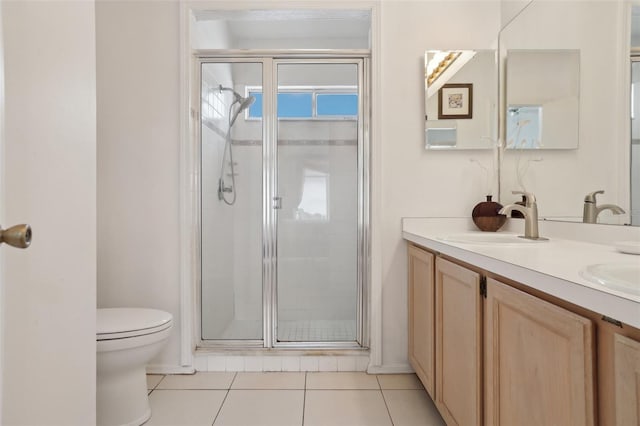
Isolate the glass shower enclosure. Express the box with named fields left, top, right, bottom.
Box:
left=199, top=55, right=368, bottom=348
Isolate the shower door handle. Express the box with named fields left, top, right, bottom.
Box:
left=273, top=196, right=282, bottom=210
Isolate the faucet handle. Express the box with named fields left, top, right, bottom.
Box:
left=512, top=190, right=536, bottom=205
left=584, top=190, right=605, bottom=203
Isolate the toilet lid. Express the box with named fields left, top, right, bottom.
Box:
left=97, top=308, right=173, bottom=340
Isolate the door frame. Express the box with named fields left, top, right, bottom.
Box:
left=179, top=3, right=382, bottom=370
left=0, top=3, right=5, bottom=417
left=192, top=53, right=370, bottom=350
left=270, top=57, right=369, bottom=349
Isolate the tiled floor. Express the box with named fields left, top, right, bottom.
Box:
left=145, top=372, right=445, bottom=426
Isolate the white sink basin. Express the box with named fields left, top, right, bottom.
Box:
left=439, top=232, right=545, bottom=245
left=580, top=262, right=640, bottom=296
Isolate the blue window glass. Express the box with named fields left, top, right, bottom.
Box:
left=247, top=90, right=358, bottom=119
left=277, top=93, right=313, bottom=118
left=317, top=94, right=358, bottom=116
left=248, top=92, right=263, bottom=118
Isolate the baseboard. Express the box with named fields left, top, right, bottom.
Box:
left=367, top=363, right=414, bottom=374
left=146, top=364, right=196, bottom=375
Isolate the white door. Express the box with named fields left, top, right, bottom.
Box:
left=0, top=2, right=97, bottom=425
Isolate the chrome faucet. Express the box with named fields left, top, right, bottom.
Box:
left=583, top=190, right=625, bottom=224
left=499, top=191, right=547, bottom=240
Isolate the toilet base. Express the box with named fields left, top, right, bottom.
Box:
left=97, top=364, right=150, bottom=426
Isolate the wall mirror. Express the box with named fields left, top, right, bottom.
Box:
left=499, top=0, right=633, bottom=225
left=424, top=49, right=497, bottom=150
left=505, top=49, right=580, bottom=150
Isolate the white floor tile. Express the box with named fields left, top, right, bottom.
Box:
left=231, top=372, right=305, bottom=389
left=383, top=390, right=445, bottom=426
left=146, top=390, right=226, bottom=426
left=306, top=372, right=380, bottom=389
left=304, top=390, right=392, bottom=426
left=146, top=374, right=164, bottom=390
left=156, top=372, right=235, bottom=390
left=377, top=374, right=425, bottom=390
left=214, top=390, right=304, bottom=426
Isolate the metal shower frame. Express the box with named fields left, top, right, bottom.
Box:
left=195, top=50, right=371, bottom=350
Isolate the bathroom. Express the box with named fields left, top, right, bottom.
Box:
left=1, top=0, right=638, bottom=425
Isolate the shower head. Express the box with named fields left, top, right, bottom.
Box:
left=237, top=94, right=256, bottom=113
left=219, top=85, right=255, bottom=111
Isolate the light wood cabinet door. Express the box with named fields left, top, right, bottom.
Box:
left=484, top=278, right=595, bottom=426
left=435, top=257, right=482, bottom=426
left=407, top=244, right=435, bottom=398
left=613, top=333, right=640, bottom=424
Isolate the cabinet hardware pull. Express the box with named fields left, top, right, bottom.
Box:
left=601, top=315, right=623, bottom=328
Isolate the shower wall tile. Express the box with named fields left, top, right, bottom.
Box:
left=207, top=356, right=226, bottom=372
left=194, top=354, right=370, bottom=372
left=225, top=356, right=245, bottom=372
left=194, top=356, right=208, bottom=372
left=357, top=356, right=370, bottom=372
left=300, top=356, right=320, bottom=372
left=337, top=356, right=357, bottom=372
left=282, top=357, right=301, bottom=372
left=318, top=356, right=338, bottom=372
left=263, top=357, right=283, bottom=372
left=243, top=356, right=264, bottom=372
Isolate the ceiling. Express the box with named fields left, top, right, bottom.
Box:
left=193, top=9, right=371, bottom=45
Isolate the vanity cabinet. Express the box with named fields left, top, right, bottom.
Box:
left=407, top=245, right=435, bottom=398
left=612, top=333, right=640, bottom=424
left=407, top=243, right=608, bottom=426
left=484, top=278, right=595, bottom=426
left=434, top=257, right=482, bottom=426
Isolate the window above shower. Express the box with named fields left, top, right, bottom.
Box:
left=246, top=86, right=358, bottom=120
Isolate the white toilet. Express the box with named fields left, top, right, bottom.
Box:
left=97, top=308, right=173, bottom=426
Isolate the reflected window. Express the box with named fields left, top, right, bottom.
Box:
left=506, top=105, right=543, bottom=149
left=296, top=169, right=329, bottom=221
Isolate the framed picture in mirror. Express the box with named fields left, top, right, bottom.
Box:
left=438, top=83, right=473, bottom=119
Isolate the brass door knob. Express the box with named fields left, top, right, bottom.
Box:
left=1, top=224, right=31, bottom=249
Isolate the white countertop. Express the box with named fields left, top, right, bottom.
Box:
left=402, top=218, right=640, bottom=329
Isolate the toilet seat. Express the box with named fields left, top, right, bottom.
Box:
left=97, top=308, right=173, bottom=341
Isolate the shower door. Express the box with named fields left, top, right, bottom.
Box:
left=200, top=60, right=265, bottom=342
left=199, top=55, right=367, bottom=348
left=274, top=60, right=363, bottom=346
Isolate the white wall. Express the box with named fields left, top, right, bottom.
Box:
left=96, top=1, right=182, bottom=368
left=378, top=0, right=500, bottom=368
left=2, top=1, right=97, bottom=423
left=499, top=1, right=627, bottom=223
left=501, top=0, right=531, bottom=27
left=97, top=0, right=501, bottom=370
